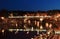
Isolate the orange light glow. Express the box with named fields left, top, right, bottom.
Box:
left=37, top=21, right=39, bottom=27
left=49, top=24, right=52, bottom=28
left=40, top=18, right=43, bottom=21
left=45, top=23, right=49, bottom=27
left=2, top=29, right=4, bottom=33
left=1, top=17, right=5, bottom=20
left=40, top=25, right=43, bottom=29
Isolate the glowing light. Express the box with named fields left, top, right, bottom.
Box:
left=28, top=20, right=31, bottom=24
left=9, top=29, right=13, bottom=32
left=1, top=17, right=5, bottom=20
left=24, top=18, right=27, bottom=23
left=31, top=38, right=34, bottom=39
left=40, top=25, right=43, bottom=29
left=24, top=25, right=27, bottom=29
left=56, top=14, right=60, bottom=18
left=15, top=29, right=19, bottom=34
left=47, top=31, right=50, bottom=34
left=25, top=15, right=27, bottom=17
left=24, top=15, right=28, bottom=23
left=37, top=21, right=39, bottom=27
left=26, top=31, right=29, bottom=34
left=16, top=29, right=19, bottom=31
left=31, top=27, right=33, bottom=31
left=49, top=24, right=52, bottom=28
left=45, top=23, right=49, bottom=27
left=47, top=30, right=51, bottom=36
left=39, top=34, right=43, bottom=39
left=40, top=18, right=43, bottom=21
left=55, top=31, right=60, bottom=34
left=2, top=29, right=4, bottom=33
left=56, top=16, right=59, bottom=18
left=16, top=23, right=18, bottom=27
left=11, top=20, right=15, bottom=23
left=35, top=20, right=36, bottom=25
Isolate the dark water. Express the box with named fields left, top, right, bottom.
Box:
left=0, top=30, right=37, bottom=39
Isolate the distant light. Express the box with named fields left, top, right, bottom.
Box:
left=37, top=21, right=39, bottom=27
left=31, top=38, right=34, bottom=39
left=1, top=17, right=5, bottom=20
left=2, top=29, right=4, bottom=33
left=40, top=25, right=43, bottom=29
left=15, top=29, right=19, bottom=34
left=56, top=14, right=60, bottom=18
left=45, top=23, right=49, bottom=27
left=49, top=24, right=52, bottom=28
left=55, top=31, right=60, bottom=34
left=47, top=30, right=51, bottom=36
left=35, top=20, right=36, bottom=25
left=40, top=18, right=43, bottom=21
left=28, top=20, right=31, bottom=24
left=16, top=29, right=19, bottom=31
left=9, top=29, right=13, bottom=32
left=31, top=27, right=33, bottom=31
left=24, top=15, right=28, bottom=18
left=24, top=25, right=27, bottom=29
left=16, top=23, right=18, bottom=27
left=25, top=15, right=27, bottom=17
left=26, top=31, right=29, bottom=34
left=24, top=18, right=27, bottom=23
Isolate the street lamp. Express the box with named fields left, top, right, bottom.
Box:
left=40, top=18, right=43, bottom=29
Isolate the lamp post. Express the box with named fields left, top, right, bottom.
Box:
left=37, top=18, right=43, bottom=35
left=40, top=18, right=43, bottom=29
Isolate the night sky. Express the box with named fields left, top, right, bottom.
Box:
left=0, top=0, right=60, bottom=11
